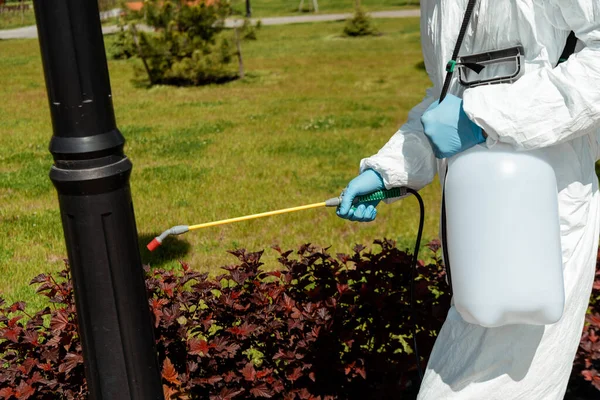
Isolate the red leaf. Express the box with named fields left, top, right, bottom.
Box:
left=267, top=286, right=284, bottom=300
left=587, top=313, right=600, bottom=327
left=18, top=358, right=36, bottom=375
left=50, top=311, right=69, bottom=332
left=201, top=314, right=214, bottom=330
left=282, top=294, right=295, bottom=311
left=3, top=327, right=20, bottom=342
left=8, top=316, right=23, bottom=328
left=22, top=330, right=39, bottom=346
left=582, top=369, right=598, bottom=382
left=58, top=353, right=83, bottom=375
left=209, top=387, right=244, bottom=400
left=45, top=335, right=61, bottom=347
left=14, top=381, right=35, bottom=400
left=266, top=271, right=282, bottom=279
left=288, top=319, right=304, bottom=332
left=344, top=361, right=355, bottom=376
left=426, top=239, right=441, bottom=253
left=286, top=367, right=302, bottom=382
left=336, top=283, right=349, bottom=294
left=192, top=375, right=223, bottom=386
left=309, top=326, right=321, bottom=339
left=589, top=329, right=598, bottom=343
left=206, top=376, right=222, bottom=385
left=296, top=388, right=312, bottom=400
left=151, top=298, right=168, bottom=328
left=188, top=338, right=209, bottom=356
left=256, top=368, right=273, bottom=379
left=152, top=298, right=169, bottom=310
left=162, top=357, right=181, bottom=386
left=249, top=383, right=273, bottom=398
left=227, top=322, right=257, bottom=337
left=223, top=371, right=237, bottom=383
left=163, top=384, right=178, bottom=400
left=233, top=303, right=251, bottom=312
left=37, top=362, right=53, bottom=371
left=27, top=372, right=43, bottom=385
left=29, top=273, right=49, bottom=285
left=221, top=343, right=240, bottom=358
left=242, top=362, right=256, bottom=381
left=271, top=380, right=285, bottom=394
left=273, top=349, right=299, bottom=362
left=10, top=302, right=26, bottom=313
left=160, top=281, right=177, bottom=298
left=355, top=366, right=367, bottom=379
left=34, top=282, right=54, bottom=295
left=186, top=361, right=198, bottom=374
left=0, top=388, right=14, bottom=399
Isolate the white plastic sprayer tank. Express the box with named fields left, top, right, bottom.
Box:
left=444, top=143, right=565, bottom=328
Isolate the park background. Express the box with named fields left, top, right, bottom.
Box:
left=0, top=1, right=598, bottom=398
left=0, top=0, right=434, bottom=309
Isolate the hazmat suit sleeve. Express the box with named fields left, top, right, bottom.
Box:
left=359, top=88, right=437, bottom=191
left=462, top=0, right=600, bottom=152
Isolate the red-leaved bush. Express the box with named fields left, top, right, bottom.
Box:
left=567, top=250, right=600, bottom=398
left=0, top=239, right=598, bottom=399
left=146, top=238, right=450, bottom=399
left=0, top=269, right=86, bottom=400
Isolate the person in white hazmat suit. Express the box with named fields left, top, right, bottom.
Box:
left=336, top=0, right=600, bottom=398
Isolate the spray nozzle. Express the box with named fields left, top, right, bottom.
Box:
left=146, top=225, right=190, bottom=251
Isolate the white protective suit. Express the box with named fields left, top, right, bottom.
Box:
left=359, top=1, right=600, bottom=399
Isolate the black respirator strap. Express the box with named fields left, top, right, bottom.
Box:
left=439, top=0, right=480, bottom=102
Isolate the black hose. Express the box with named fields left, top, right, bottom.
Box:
left=405, top=188, right=425, bottom=381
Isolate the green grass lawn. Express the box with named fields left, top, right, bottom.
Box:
left=0, top=17, right=441, bottom=311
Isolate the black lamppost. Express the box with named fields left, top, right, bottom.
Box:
left=32, top=1, right=163, bottom=399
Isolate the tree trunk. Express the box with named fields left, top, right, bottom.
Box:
left=234, top=27, right=245, bottom=79
left=130, top=24, right=155, bottom=85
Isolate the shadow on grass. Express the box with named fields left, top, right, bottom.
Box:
left=138, top=233, right=191, bottom=268
left=131, top=73, right=240, bottom=89
left=415, top=60, right=426, bottom=71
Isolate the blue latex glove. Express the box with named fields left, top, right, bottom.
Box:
left=420, top=94, right=485, bottom=159
left=337, top=169, right=385, bottom=222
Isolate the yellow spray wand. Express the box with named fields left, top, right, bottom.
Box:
left=146, top=187, right=406, bottom=251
